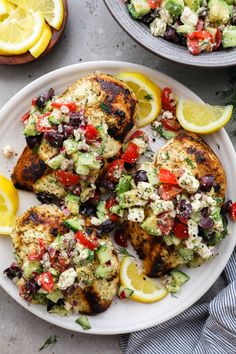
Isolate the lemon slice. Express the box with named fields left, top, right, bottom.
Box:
left=0, top=7, right=44, bottom=54
left=176, top=99, right=233, bottom=134
left=120, top=256, right=168, bottom=303
left=30, top=23, right=52, bottom=58
left=0, top=175, right=18, bottom=236
left=8, top=0, right=64, bottom=30
left=117, top=72, right=162, bottom=128
left=0, top=0, right=15, bottom=21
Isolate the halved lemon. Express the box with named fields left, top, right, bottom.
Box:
left=0, top=0, right=15, bottom=21
left=0, top=175, right=18, bottom=235
left=8, top=0, right=64, bottom=30
left=30, top=23, right=52, bottom=58
left=0, top=7, right=44, bottom=54
left=117, top=72, right=162, bottom=128
left=176, top=99, right=233, bottom=134
left=120, top=256, right=168, bottom=303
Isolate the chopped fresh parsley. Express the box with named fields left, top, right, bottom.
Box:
left=117, top=247, right=135, bottom=258
left=144, top=94, right=153, bottom=101
left=100, top=102, right=111, bottom=114
left=185, top=157, right=195, bottom=169
left=39, top=335, right=57, bottom=351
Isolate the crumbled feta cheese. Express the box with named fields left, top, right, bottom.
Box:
left=137, top=182, right=154, bottom=200
left=64, top=302, right=72, bottom=311
left=162, top=110, right=174, bottom=120
left=90, top=217, right=102, bottom=226
left=57, top=268, right=77, bottom=290
left=191, top=199, right=202, bottom=212
left=178, top=171, right=200, bottom=193
left=150, top=18, right=167, bottom=37
left=41, top=253, right=51, bottom=269
left=58, top=124, right=63, bottom=133
left=197, top=244, right=216, bottom=259
left=131, top=138, right=147, bottom=154
left=150, top=199, right=174, bottom=215
left=127, top=207, right=145, bottom=222
left=159, top=8, right=173, bottom=25
left=185, top=220, right=202, bottom=250
left=77, top=141, right=90, bottom=151
left=60, top=158, right=71, bottom=171
left=2, top=145, right=15, bottom=158
left=181, top=6, right=198, bottom=26
left=60, top=105, right=70, bottom=114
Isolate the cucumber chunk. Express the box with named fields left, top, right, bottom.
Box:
left=76, top=316, right=91, bottom=330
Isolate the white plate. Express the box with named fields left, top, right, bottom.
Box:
left=0, top=61, right=236, bottom=335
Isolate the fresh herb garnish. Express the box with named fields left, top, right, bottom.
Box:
left=117, top=247, right=135, bottom=258
left=185, top=157, right=195, bottom=169
left=144, top=94, right=153, bottom=101
left=39, top=336, right=57, bottom=351
left=100, top=102, right=111, bottom=114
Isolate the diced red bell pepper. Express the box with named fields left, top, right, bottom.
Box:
left=75, top=231, right=99, bottom=250
left=173, top=222, right=189, bottom=240
left=159, top=168, right=178, bottom=184
left=148, top=0, right=160, bottom=8
left=20, top=111, right=30, bottom=124
left=51, top=102, right=77, bottom=111
left=36, top=271, right=54, bottom=293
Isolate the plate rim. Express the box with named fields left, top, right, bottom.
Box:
left=0, top=60, right=236, bottom=335
left=103, top=0, right=236, bottom=68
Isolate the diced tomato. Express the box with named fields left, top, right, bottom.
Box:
left=187, top=31, right=214, bottom=55
left=148, top=0, right=160, bottom=8
left=56, top=170, right=80, bottom=186
left=51, top=102, right=77, bottom=111
left=36, top=271, right=54, bottom=293
left=230, top=202, right=236, bottom=221
left=128, top=130, right=149, bottom=143
left=20, top=111, right=30, bottom=124
left=75, top=231, right=99, bottom=250
left=32, top=98, right=37, bottom=106
left=106, top=197, right=119, bottom=221
left=106, top=159, right=125, bottom=182
left=159, top=168, right=178, bottom=185
left=122, top=142, right=139, bottom=164
left=161, top=87, right=176, bottom=112
left=173, top=222, right=189, bottom=240
left=187, top=38, right=201, bottom=55
left=159, top=184, right=183, bottom=200
left=84, top=124, right=99, bottom=141
left=28, top=238, right=45, bottom=261
left=158, top=213, right=174, bottom=236
left=36, top=112, right=52, bottom=132
left=213, top=28, right=222, bottom=51
left=161, top=118, right=181, bottom=131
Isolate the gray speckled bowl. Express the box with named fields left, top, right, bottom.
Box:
left=104, top=0, right=236, bottom=67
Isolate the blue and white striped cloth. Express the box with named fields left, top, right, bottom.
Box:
left=120, top=248, right=236, bottom=354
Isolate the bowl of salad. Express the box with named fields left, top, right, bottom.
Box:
left=104, top=0, right=236, bottom=67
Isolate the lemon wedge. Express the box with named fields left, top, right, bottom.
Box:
left=8, top=0, right=64, bottom=30
left=0, top=175, right=18, bottom=236
left=0, top=0, right=15, bottom=21
left=117, top=72, right=162, bottom=128
left=120, top=256, right=168, bottom=303
left=0, top=7, right=44, bottom=55
left=176, top=99, right=233, bottom=134
left=30, top=23, right=52, bottom=58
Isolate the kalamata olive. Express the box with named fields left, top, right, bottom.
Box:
left=177, top=199, right=192, bottom=223
left=114, top=229, right=128, bottom=247
left=69, top=111, right=83, bottom=127
left=133, top=170, right=148, bottom=185
left=80, top=202, right=96, bottom=216
left=202, top=231, right=217, bottom=245
left=164, top=26, right=180, bottom=44
left=96, top=219, right=115, bottom=235
left=36, top=95, right=47, bottom=109
left=65, top=185, right=82, bottom=196
left=36, top=192, right=63, bottom=207
left=139, top=9, right=158, bottom=25
left=199, top=216, right=214, bottom=230
left=62, top=124, right=74, bottom=138
left=101, top=178, right=116, bottom=190
left=25, top=279, right=40, bottom=295
left=26, top=134, right=43, bottom=149
left=45, top=88, right=55, bottom=101
left=4, top=265, right=22, bottom=279
left=221, top=200, right=232, bottom=215
left=124, top=162, right=136, bottom=171
left=44, top=131, right=64, bottom=148
left=201, top=207, right=209, bottom=218
left=199, top=174, right=215, bottom=192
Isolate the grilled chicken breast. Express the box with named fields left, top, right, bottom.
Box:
left=155, top=131, right=226, bottom=198
left=125, top=221, right=184, bottom=277
left=61, top=73, right=137, bottom=141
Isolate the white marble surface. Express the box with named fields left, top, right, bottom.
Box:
left=0, top=1, right=235, bottom=353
